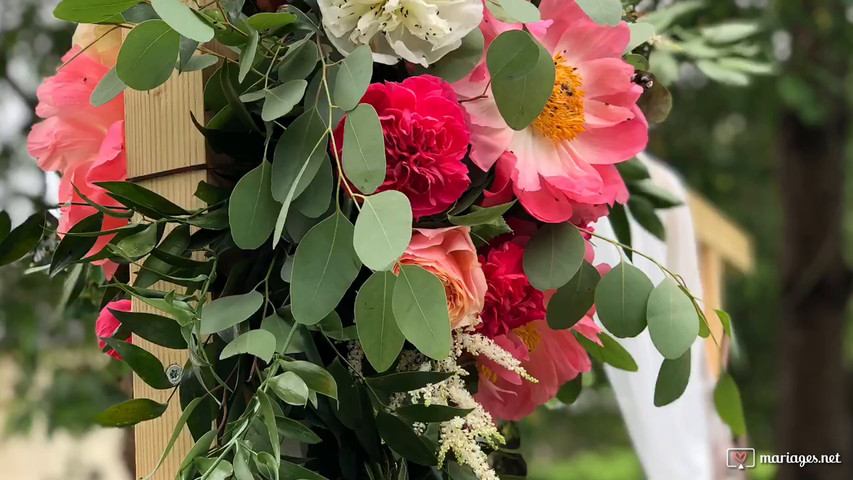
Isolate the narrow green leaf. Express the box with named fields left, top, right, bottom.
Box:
left=262, top=79, right=308, bottom=122
left=630, top=180, right=683, bottom=208
left=256, top=390, right=281, bottom=469
left=608, top=203, right=632, bottom=261
left=239, top=27, right=259, bottom=83
left=547, top=261, right=600, bottom=329
left=355, top=191, right=412, bottom=271
left=523, top=223, right=586, bottom=291
left=716, top=309, right=733, bottom=337
left=200, top=291, right=264, bottom=335
left=220, top=330, right=277, bottom=362
left=0, top=213, right=44, bottom=266
left=628, top=196, right=665, bottom=241
left=356, top=271, right=405, bottom=372
left=574, top=331, right=638, bottom=372
left=134, top=224, right=191, bottom=289
left=277, top=416, right=322, bottom=444
left=647, top=278, right=700, bottom=359
left=366, top=372, right=453, bottom=393
left=396, top=404, right=473, bottom=423
left=595, top=262, right=654, bottom=338
left=230, top=160, right=281, bottom=250
left=342, top=103, right=387, bottom=194
left=333, top=45, right=373, bottom=110
left=277, top=40, right=319, bottom=82
left=103, top=338, right=174, bottom=389
left=50, top=212, right=103, bottom=275
left=151, top=0, right=213, bottom=42
left=714, top=372, right=746, bottom=435
left=261, top=314, right=305, bottom=354
left=180, top=54, right=218, bottom=72
left=96, top=181, right=189, bottom=216
left=95, top=398, right=167, bottom=427
left=278, top=360, right=338, bottom=400
left=110, top=309, right=187, bottom=349
left=376, top=412, right=438, bottom=466
left=139, top=397, right=204, bottom=480
left=270, top=109, right=328, bottom=245
left=112, top=223, right=159, bottom=258
left=654, top=351, right=691, bottom=406
left=448, top=201, right=514, bottom=226
left=116, top=20, right=180, bottom=91
left=393, top=265, right=452, bottom=361
left=290, top=212, right=361, bottom=325
left=327, top=359, right=362, bottom=429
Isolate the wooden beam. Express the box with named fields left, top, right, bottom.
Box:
left=687, top=191, right=754, bottom=274
left=125, top=66, right=207, bottom=480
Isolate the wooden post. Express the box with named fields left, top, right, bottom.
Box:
left=699, top=245, right=725, bottom=377
left=125, top=66, right=207, bottom=479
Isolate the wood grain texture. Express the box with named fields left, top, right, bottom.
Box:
left=699, top=246, right=725, bottom=377
left=126, top=67, right=207, bottom=479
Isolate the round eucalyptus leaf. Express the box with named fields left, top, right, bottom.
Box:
left=151, top=0, right=214, bottom=43
left=354, top=191, right=412, bottom=271
left=653, top=351, right=691, bottom=406
left=356, top=271, right=405, bottom=372
left=595, top=262, right=653, bottom=338
left=229, top=160, right=281, bottom=250
left=646, top=278, right=699, bottom=359
left=522, top=223, right=585, bottom=291
left=116, top=20, right=180, bottom=91
left=200, top=291, right=264, bottom=335
left=333, top=45, right=373, bottom=110
left=392, top=265, right=452, bottom=361
left=342, top=103, right=387, bottom=194
left=547, top=261, right=600, bottom=329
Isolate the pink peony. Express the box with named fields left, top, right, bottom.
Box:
left=473, top=234, right=601, bottom=420
left=335, top=75, right=471, bottom=219
left=96, top=299, right=132, bottom=360
left=28, top=26, right=126, bottom=277
left=453, top=0, right=647, bottom=223
left=399, top=227, right=487, bottom=329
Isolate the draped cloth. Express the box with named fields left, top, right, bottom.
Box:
left=591, top=152, right=732, bottom=480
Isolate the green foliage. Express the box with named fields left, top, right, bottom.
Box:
left=90, top=68, right=126, bottom=107
left=654, top=352, right=692, bottom=406
left=576, top=0, right=623, bottom=26
left=523, top=223, right=586, bottom=291
left=333, top=45, right=373, bottom=111
left=94, top=398, right=168, bottom=427
left=646, top=278, right=699, bottom=359
left=54, top=0, right=140, bottom=23
left=417, top=29, right=484, bottom=83
left=221, top=330, right=277, bottom=363
left=342, top=104, right=387, bottom=194
left=200, top=291, right=264, bottom=335
left=0, top=213, right=44, bottom=266
left=714, top=372, right=747, bottom=436
left=487, top=30, right=555, bottom=130
left=392, top=265, right=452, bottom=361
left=150, top=0, right=213, bottom=43
left=354, top=191, right=413, bottom=271
left=229, top=160, right=280, bottom=250
left=547, top=261, right=601, bottom=330
left=356, top=271, right=405, bottom=372
left=116, top=20, right=180, bottom=91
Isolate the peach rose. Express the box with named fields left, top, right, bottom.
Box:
left=400, top=226, right=487, bottom=329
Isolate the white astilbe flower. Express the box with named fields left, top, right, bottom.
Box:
left=317, top=0, right=484, bottom=66
left=455, top=332, right=537, bottom=383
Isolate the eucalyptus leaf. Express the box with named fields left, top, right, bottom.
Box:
left=626, top=22, right=656, bottom=52
left=356, top=270, right=405, bottom=372
left=714, top=372, right=746, bottom=435
left=556, top=375, right=583, bottom=405
left=278, top=40, right=319, bottom=82
left=417, top=29, right=484, bottom=83
left=230, top=160, right=281, bottom=250
left=247, top=12, right=297, bottom=31
left=646, top=278, right=700, bottom=359
left=497, top=0, right=541, bottom=23
left=55, top=0, right=141, bottom=23
left=116, top=20, right=180, bottom=91
left=654, top=351, right=691, bottom=407
left=342, top=103, right=387, bottom=194
left=200, top=291, right=264, bottom=335
left=91, top=68, right=126, bottom=107
left=268, top=371, right=310, bottom=406
left=575, top=0, right=623, bottom=26
left=291, top=212, right=361, bottom=325
left=220, top=330, right=277, bottom=362
left=239, top=27, right=259, bottom=83
left=595, top=262, right=653, bottom=338
left=574, top=331, right=638, bottom=372
left=354, top=191, right=412, bottom=271
left=393, top=265, right=452, bottom=361
left=523, top=223, right=585, bottom=291
left=293, top=154, right=333, bottom=218
left=262, top=79, right=308, bottom=122
left=334, top=45, right=373, bottom=110
left=151, top=0, right=213, bottom=42
left=547, top=261, right=600, bottom=330
left=278, top=360, right=338, bottom=400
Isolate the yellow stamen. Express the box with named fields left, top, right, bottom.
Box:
left=532, top=53, right=586, bottom=142
left=479, top=364, right=499, bottom=383
left=513, top=323, right=542, bottom=353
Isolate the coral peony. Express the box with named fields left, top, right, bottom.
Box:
left=335, top=75, right=471, bottom=218
left=28, top=26, right=126, bottom=277
left=473, top=235, right=601, bottom=420
left=96, top=299, right=132, bottom=360
left=400, top=226, right=487, bottom=329
left=318, top=0, right=483, bottom=66
left=453, top=0, right=647, bottom=223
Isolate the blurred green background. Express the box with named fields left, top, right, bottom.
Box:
left=1, top=0, right=850, bottom=479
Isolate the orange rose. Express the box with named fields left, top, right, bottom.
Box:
left=400, top=227, right=487, bottom=329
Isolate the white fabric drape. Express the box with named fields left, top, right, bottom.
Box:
left=590, top=153, right=728, bottom=479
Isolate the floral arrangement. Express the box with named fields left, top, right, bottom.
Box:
left=0, top=0, right=752, bottom=478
